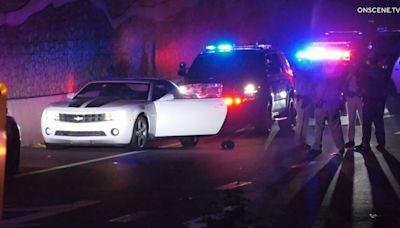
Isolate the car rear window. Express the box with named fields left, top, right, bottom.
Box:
left=186, top=51, right=266, bottom=83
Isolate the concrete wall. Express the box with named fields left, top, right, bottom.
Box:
left=7, top=94, right=67, bottom=146
left=0, top=1, right=115, bottom=99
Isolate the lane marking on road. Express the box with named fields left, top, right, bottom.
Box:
left=1, top=200, right=99, bottom=227
left=109, top=211, right=151, bottom=223
left=384, top=114, right=395, bottom=119
left=185, top=126, right=278, bottom=227
left=13, top=150, right=146, bottom=179
left=395, top=131, right=400, bottom=135
left=313, top=158, right=344, bottom=228
left=267, top=155, right=342, bottom=215
left=290, top=161, right=318, bottom=169
left=216, top=181, right=252, bottom=190
left=352, top=153, right=373, bottom=228
left=374, top=151, right=400, bottom=199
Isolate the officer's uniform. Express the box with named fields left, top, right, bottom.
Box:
left=357, top=58, right=391, bottom=151
left=294, top=67, right=314, bottom=147
left=311, top=64, right=345, bottom=153
left=345, top=66, right=363, bottom=147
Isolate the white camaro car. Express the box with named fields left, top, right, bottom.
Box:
left=41, top=78, right=227, bottom=149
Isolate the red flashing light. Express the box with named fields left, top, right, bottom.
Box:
left=234, top=97, right=242, bottom=105
left=342, top=50, right=351, bottom=61
left=224, top=96, right=242, bottom=106
left=67, top=73, right=75, bottom=93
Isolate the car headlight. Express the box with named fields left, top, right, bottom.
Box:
left=244, top=83, right=258, bottom=95
left=104, top=113, right=113, bottom=121
left=44, top=110, right=60, bottom=121
left=279, top=91, right=287, bottom=99
left=271, top=91, right=288, bottom=100
left=104, top=111, right=126, bottom=121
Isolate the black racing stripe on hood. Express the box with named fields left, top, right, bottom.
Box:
left=85, top=97, right=120, bottom=107
left=68, top=98, right=90, bottom=107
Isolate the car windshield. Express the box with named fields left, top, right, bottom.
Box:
left=75, top=82, right=150, bottom=100
left=186, top=51, right=266, bottom=83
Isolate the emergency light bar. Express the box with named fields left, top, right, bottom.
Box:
left=206, top=44, right=234, bottom=53
left=296, top=42, right=351, bottom=61
left=205, top=43, right=271, bottom=53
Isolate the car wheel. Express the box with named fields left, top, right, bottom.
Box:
left=6, top=118, right=20, bottom=175
left=179, top=136, right=199, bottom=148
left=279, top=98, right=295, bottom=131
left=128, top=115, right=148, bottom=150
left=254, top=102, right=273, bottom=135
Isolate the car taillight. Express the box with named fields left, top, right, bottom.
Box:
left=224, top=96, right=242, bottom=106
left=224, top=97, right=233, bottom=106
left=234, top=97, right=242, bottom=105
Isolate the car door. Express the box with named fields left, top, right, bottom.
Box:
left=153, top=97, right=227, bottom=137
left=392, top=56, right=400, bottom=92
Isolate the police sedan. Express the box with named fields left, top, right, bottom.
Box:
left=41, top=78, right=227, bottom=149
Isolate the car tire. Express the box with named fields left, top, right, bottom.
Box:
left=179, top=136, right=199, bottom=148
left=279, top=97, right=296, bottom=131
left=128, top=115, right=148, bottom=150
left=254, top=102, right=273, bottom=135
left=6, top=118, right=20, bottom=176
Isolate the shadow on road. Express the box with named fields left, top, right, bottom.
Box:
left=361, top=149, right=400, bottom=228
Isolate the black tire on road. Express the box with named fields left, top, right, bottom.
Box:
left=179, top=136, right=199, bottom=148
left=279, top=99, right=296, bottom=131
left=254, top=102, right=273, bottom=135
left=128, top=115, right=148, bottom=150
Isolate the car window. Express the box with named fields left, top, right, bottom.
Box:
left=75, top=82, right=150, bottom=100
left=186, top=51, right=265, bottom=83
left=153, top=83, right=169, bottom=100
left=265, top=53, right=283, bottom=74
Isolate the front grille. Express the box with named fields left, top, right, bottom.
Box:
left=59, top=114, right=107, bottom=123
left=55, top=131, right=106, bottom=137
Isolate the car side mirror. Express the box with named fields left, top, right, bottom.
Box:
left=67, top=93, right=75, bottom=100
left=178, top=62, right=187, bottom=77
left=158, top=93, right=174, bottom=102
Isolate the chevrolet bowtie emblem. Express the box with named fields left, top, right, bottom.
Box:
left=74, top=116, right=84, bottom=122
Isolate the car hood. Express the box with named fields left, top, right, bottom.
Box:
left=48, top=97, right=147, bottom=108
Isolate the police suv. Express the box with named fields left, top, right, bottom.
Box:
left=178, top=43, right=295, bottom=133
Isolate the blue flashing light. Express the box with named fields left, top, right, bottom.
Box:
left=217, top=44, right=233, bottom=52
left=206, top=45, right=216, bottom=51
left=296, top=51, right=306, bottom=59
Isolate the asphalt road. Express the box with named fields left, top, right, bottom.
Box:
left=1, top=113, right=400, bottom=228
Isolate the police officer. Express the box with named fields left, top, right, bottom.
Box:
left=356, top=53, right=392, bottom=152
left=344, top=61, right=363, bottom=148
left=310, top=62, right=346, bottom=155
left=294, top=62, right=315, bottom=149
